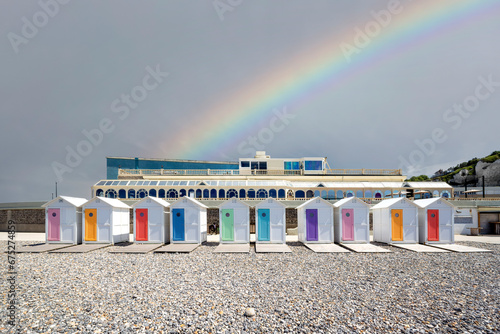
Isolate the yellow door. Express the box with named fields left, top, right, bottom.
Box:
left=85, top=209, right=97, bottom=241
left=391, top=209, right=403, bottom=241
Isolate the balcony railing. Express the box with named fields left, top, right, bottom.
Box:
left=118, top=168, right=403, bottom=177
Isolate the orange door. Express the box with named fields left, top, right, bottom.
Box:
left=391, top=209, right=403, bottom=241
left=85, top=209, right=97, bottom=241
left=427, top=210, right=439, bottom=241
left=136, top=209, right=148, bottom=241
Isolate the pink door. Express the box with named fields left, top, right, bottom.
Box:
left=48, top=208, right=60, bottom=241
left=342, top=208, right=354, bottom=241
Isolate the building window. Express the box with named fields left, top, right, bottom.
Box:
left=295, top=190, right=305, bottom=198
left=240, top=161, right=250, bottom=168
left=314, top=190, right=320, bottom=197
left=137, top=189, right=148, bottom=198
left=196, top=189, right=202, bottom=198
left=128, top=189, right=136, bottom=199
left=441, top=191, right=450, bottom=198
left=239, top=189, right=246, bottom=198
left=118, top=189, right=126, bottom=198
left=278, top=189, right=285, bottom=199
left=328, top=190, right=335, bottom=199
left=304, top=160, right=323, bottom=170
left=256, top=189, right=268, bottom=198
left=210, top=189, right=217, bottom=198
left=337, top=190, right=344, bottom=199
left=167, top=189, right=178, bottom=199
left=306, top=190, right=314, bottom=198
left=365, top=190, right=372, bottom=198
left=158, top=189, right=166, bottom=198
left=247, top=189, right=256, bottom=198
left=357, top=190, right=364, bottom=198
left=227, top=189, right=238, bottom=198
left=374, top=191, right=382, bottom=199
left=203, top=189, right=210, bottom=198
left=96, top=189, right=104, bottom=197
left=269, top=189, right=277, bottom=198
left=346, top=191, right=354, bottom=198
left=219, top=189, right=225, bottom=199
left=179, top=189, right=186, bottom=197
left=105, top=189, right=117, bottom=198
left=284, top=161, right=300, bottom=170
left=251, top=161, right=267, bottom=170
left=149, top=189, right=157, bottom=197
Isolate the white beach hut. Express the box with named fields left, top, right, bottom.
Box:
left=132, top=196, right=170, bottom=244
left=333, top=197, right=370, bottom=244
left=218, top=198, right=250, bottom=244
left=255, top=198, right=286, bottom=244
left=42, top=196, right=87, bottom=244
left=82, top=197, right=130, bottom=244
left=372, top=197, right=419, bottom=244
left=297, top=197, right=334, bottom=244
left=414, top=198, right=455, bottom=244
left=169, top=197, right=208, bottom=244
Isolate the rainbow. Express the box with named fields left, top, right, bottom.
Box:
left=160, top=0, right=497, bottom=161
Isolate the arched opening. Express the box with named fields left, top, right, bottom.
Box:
left=149, top=189, right=157, bottom=197
left=356, top=190, right=364, bottom=198
left=247, top=189, right=256, bottom=199
left=374, top=191, right=382, bottom=199
left=158, top=189, right=166, bottom=198
left=128, top=189, right=135, bottom=199
left=137, top=189, right=148, bottom=198
left=118, top=189, right=126, bottom=198
left=96, top=189, right=104, bottom=197
left=210, top=189, right=217, bottom=198
left=239, top=189, right=246, bottom=199
left=314, top=190, right=320, bottom=197
left=203, top=189, right=210, bottom=198
left=321, top=190, right=327, bottom=199
left=269, top=189, right=277, bottom=198
left=384, top=190, right=391, bottom=198
left=196, top=189, right=202, bottom=198
left=167, top=189, right=178, bottom=199
left=346, top=191, right=354, bottom=198
left=105, top=189, right=117, bottom=198
left=219, top=189, right=225, bottom=199
left=441, top=191, right=450, bottom=198
left=278, top=189, right=286, bottom=199
left=227, top=189, right=238, bottom=198
left=256, top=189, right=268, bottom=198
left=306, top=190, right=314, bottom=198
left=295, top=190, right=305, bottom=198
left=188, top=189, right=195, bottom=198
left=179, top=189, right=186, bottom=197
left=337, top=190, right=344, bottom=199
left=365, top=190, right=372, bottom=198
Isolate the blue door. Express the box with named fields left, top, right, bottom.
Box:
left=258, top=209, right=270, bottom=241
left=172, top=208, right=185, bottom=241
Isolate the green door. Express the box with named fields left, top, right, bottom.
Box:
left=221, top=209, right=234, bottom=241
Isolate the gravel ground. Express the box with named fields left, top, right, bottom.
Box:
left=1, top=241, right=499, bottom=333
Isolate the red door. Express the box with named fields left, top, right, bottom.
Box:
left=427, top=210, right=439, bottom=241
left=136, top=209, right=148, bottom=241
left=48, top=208, right=60, bottom=241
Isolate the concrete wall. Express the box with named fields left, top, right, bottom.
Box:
left=0, top=209, right=45, bottom=232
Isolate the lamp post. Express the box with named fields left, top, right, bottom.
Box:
left=460, top=169, right=469, bottom=198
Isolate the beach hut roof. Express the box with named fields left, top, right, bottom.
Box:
left=42, top=195, right=88, bottom=208
left=171, top=196, right=209, bottom=208
left=414, top=197, right=455, bottom=209
left=218, top=197, right=251, bottom=208
left=332, top=196, right=370, bottom=208
left=254, top=197, right=287, bottom=208
left=84, top=196, right=131, bottom=209
left=133, top=196, right=170, bottom=208
left=296, top=196, right=334, bottom=209
left=371, top=197, right=418, bottom=209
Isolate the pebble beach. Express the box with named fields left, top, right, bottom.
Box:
left=2, top=241, right=499, bottom=333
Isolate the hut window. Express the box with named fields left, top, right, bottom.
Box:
left=52, top=212, right=57, bottom=217
left=261, top=212, right=266, bottom=217
left=89, top=212, right=94, bottom=217
left=431, top=213, right=436, bottom=218
left=346, top=212, right=350, bottom=217
left=226, top=213, right=230, bottom=217
left=58, top=199, right=63, bottom=203
left=140, top=212, right=145, bottom=217
left=395, top=213, right=400, bottom=217
left=176, top=212, right=181, bottom=217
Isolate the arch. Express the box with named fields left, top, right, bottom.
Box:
left=158, top=189, right=165, bottom=198
left=384, top=190, right=391, bottom=198
left=105, top=189, right=117, bottom=198
left=137, top=189, right=148, bottom=198
left=96, top=189, right=104, bottom=197
left=441, top=191, right=450, bottom=198
left=188, top=189, right=195, bottom=198
left=118, top=189, right=126, bottom=199
left=336, top=190, right=344, bottom=199
left=433, top=190, right=440, bottom=197
left=196, top=189, right=202, bottom=198
left=287, top=190, right=294, bottom=199
left=365, top=190, right=372, bottom=198
left=247, top=189, right=256, bottom=199
left=149, top=189, right=157, bottom=197
left=328, top=190, right=335, bottom=199
left=346, top=191, right=354, bottom=198
left=306, top=190, right=314, bottom=198
left=239, top=189, right=246, bottom=199
left=314, top=190, right=320, bottom=197
left=210, top=189, right=217, bottom=198
left=374, top=191, right=382, bottom=199
left=256, top=189, right=268, bottom=198
left=278, top=189, right=286, bottom=199
left=295, top=190, right=305, bottom=198
left=321, top=190, right=327, bottom=198
left=166, top=189, right=178, bottom=199
left=218, top=189, right=225, bottom=199
left=179, top=189, right=186, bottom=197
left=127, top=189, right=135, bottom=199
left=424, top=192, right=431, bottom=198
left=356, top=190, right=364, bottom=198
left=269, top=189, right=277, bottom=198
left=203, top=189, right=210, bottom=198
left=227, top=189, right=238, bottom=198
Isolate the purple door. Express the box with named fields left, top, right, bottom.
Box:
left=48, top=208, right=60, bottom=241
left=306, top=209, right=318, bottom=241
left=342, top=208, right=354, bottom=241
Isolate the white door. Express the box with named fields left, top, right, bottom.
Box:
left=97, top=208, right=111, bottom=242
left=318, top=209, right=332, bottom=242
left=234, top=208, right=248, bottom=243
left=402, top=209, right=417, bottom=242
left=149, top=209, right=163, bottom=242
left=185, top=209, right=199, bottom=242
left=354, top=209, right=369, bottom=242
left=270, top=209, right=285, bottom=243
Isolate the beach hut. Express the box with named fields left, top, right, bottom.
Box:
left=414, top=198, right=455, bottom=244
left=371, top=197, right=419, bottom=244
left=82, top=197, right=130, bottom=244
left=254, top=198, right=286, bottom=244
left=132, top=196, right=170, bottom=244
left=42, top=196, right=87, bottom=244
left=218, top=198, right=250, bottom=244
left=297, top=197, right=334, bottom=244
left=333, top=197, right=370, bottom=244
left=169, top=197, right=208, bottom=244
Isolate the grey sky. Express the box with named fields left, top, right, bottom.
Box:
left=1, top=0, right=499, bottom=203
